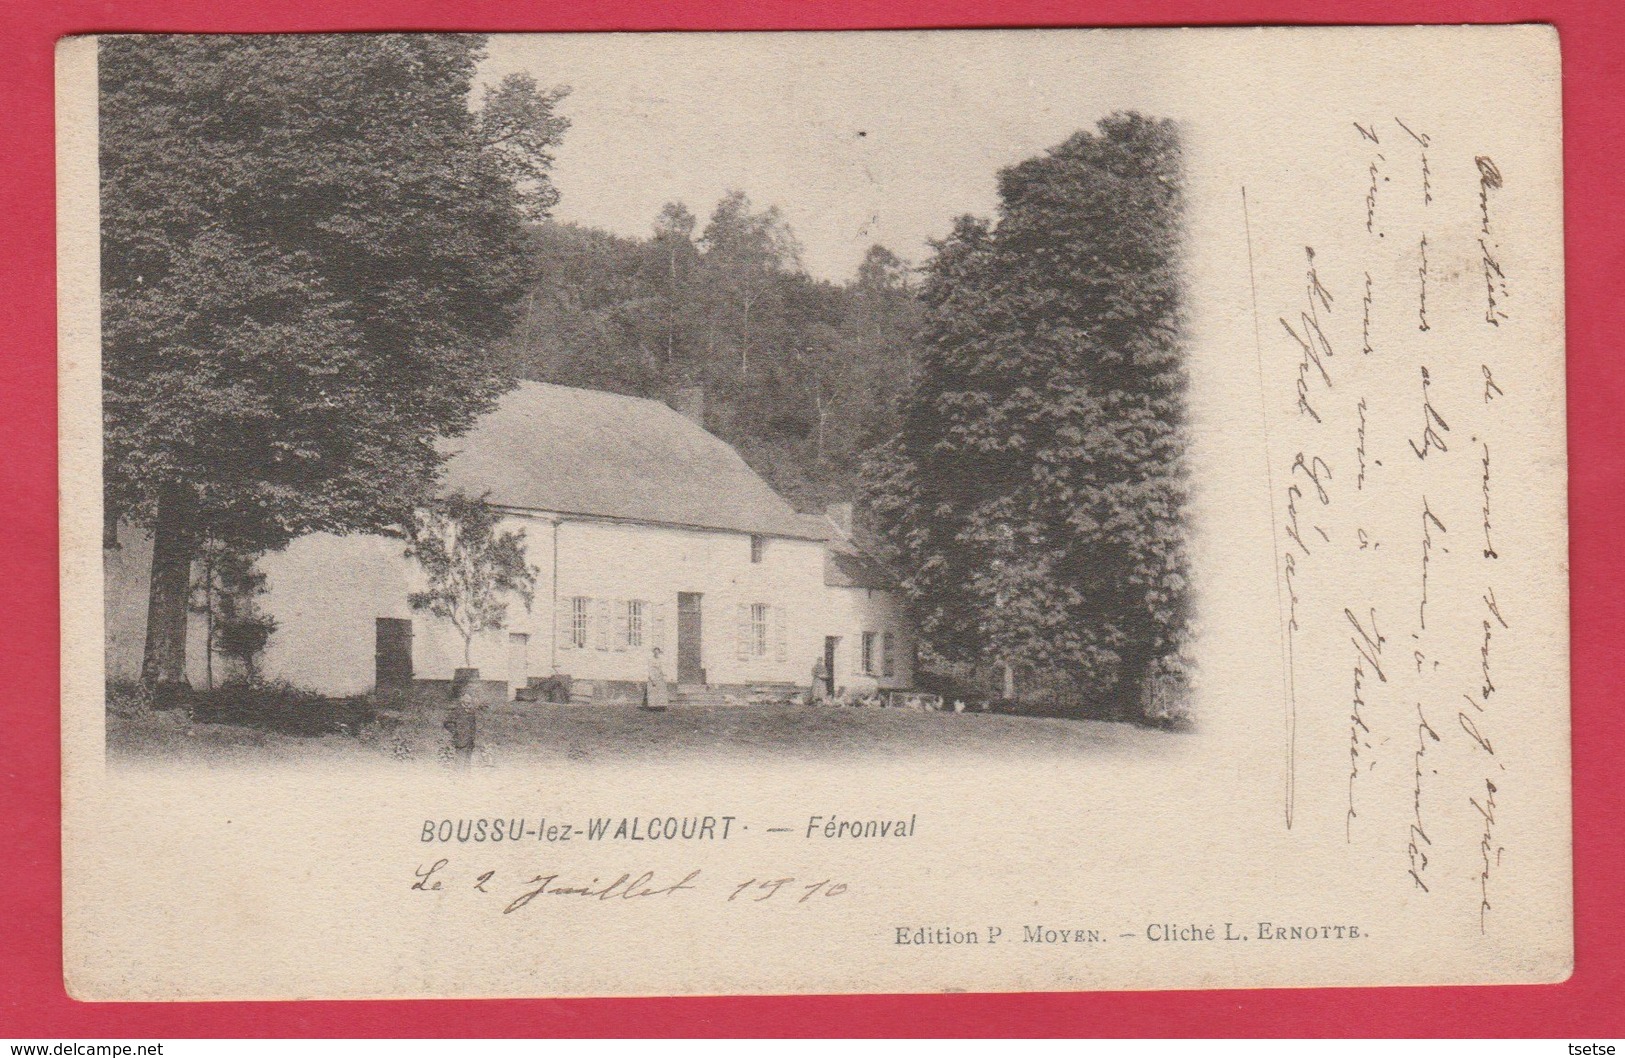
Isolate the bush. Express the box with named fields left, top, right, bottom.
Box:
left=912, top=668, right=988, bottom=704
left=214, top=612, right=277, bottom=676
left=186, top=679, right=377, bottom=738
left=1140, top=666, right=1194, bottom=730
left=106, top=678, right=156, bottom=717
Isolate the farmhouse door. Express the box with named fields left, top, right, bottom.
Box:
left=823, top=636, right=839, bottom=697
left=375, top=618, right=413, bottom=690
left=676, top=592, right=704, bottom=685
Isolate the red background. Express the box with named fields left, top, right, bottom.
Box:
left=2, top=0, right=1620, bottom=1038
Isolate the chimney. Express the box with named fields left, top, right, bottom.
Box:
left=825, top=501, right=854, bottom=538
left=673, top=386, right=705, bottom=427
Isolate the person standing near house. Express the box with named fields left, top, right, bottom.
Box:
left=444, top=669, right=480, bottom=769
left=643, top=646, right=670, bottom=711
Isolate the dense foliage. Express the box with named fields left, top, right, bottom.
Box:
left=188, top=540, right=277, bottom=687
left=500, top=194, right=923, bottom=511
left=101, top=34, right=567, bottom=688
left=862, top=114, right=1191, bottom=717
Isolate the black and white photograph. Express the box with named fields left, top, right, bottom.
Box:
left=96, top=32, right=1194, bottom=768
left=57, top=28, right=1572, bottom=1000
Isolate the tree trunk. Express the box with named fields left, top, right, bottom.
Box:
left=201, top=542, right=215, bottom=691
left=666, top=250, right=679, bottom=365
left=141, top=483, right=199, bottom=697
left=815, top=389, right=826, bottom=463
left=520, top=291, right=536, bottom=349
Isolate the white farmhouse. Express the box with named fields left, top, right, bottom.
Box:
left=105, top=382, right=915, bottom=702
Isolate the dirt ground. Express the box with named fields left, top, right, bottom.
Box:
left=106, top=700, right=1183, bottom=768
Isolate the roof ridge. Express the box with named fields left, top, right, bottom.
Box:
left=443, top=379, right=823, bottom=540
left=513, top=378, right=680, bottom=415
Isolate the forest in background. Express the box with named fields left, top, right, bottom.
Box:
left=496, top=193, right=923, bottom=513
left=100, top=33, right=1188, bottom=721
left=495, top=110, right=1193, bottom=722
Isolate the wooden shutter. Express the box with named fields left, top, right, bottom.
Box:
left=773, top=606, right=787, bottom=663
left=556, top=596, right=574, bottom=652
left=735, top=604, right=751, bottom=662
left=651, top=601, right=667, bottom=653
left=882, top=631, right=896, bottom=677
left=613, top=600, right=629, bottom=652
left=595, top=599, right=611, bottom=651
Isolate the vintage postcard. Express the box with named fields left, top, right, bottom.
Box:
left=58, top=26, right=1570, bottom=1000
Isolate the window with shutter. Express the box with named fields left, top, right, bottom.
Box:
left=883, top=631, right=896, bottom=677
left=860, top=631, right=877, bottom=675
left=735, top=604, right=751, bottom=662
left=556, top=596, right=574, bottom=652
left=595, top=599, right=611, bottom=651
left=572, top=597, right=590, bottom=649
left=750, top=603, right=769, bottom=657
left=626, top=600, right=645, bottom=649
left=652, top=601, right=667, bottom=653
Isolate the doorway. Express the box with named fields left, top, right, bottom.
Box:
left=676, top=592, right=705, bottom=685
left=823, top=636, right=839, bottom=697
left=375, top=618, right=413, bottom=690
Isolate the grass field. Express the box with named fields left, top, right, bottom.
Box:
left=107, top=700, right=1183, bottom=767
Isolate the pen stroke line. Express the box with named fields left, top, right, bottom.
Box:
left=1242, top=185, right=1297, bottom=831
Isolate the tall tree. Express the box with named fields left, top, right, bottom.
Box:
left=648, top=202, right=702, bottom=368
left=100, top=34, right=569, bottom=692
left=697, top=190, right=802, bottom=379
left=862, top=113, right=1190, bottom=717
left=827, top=245, right=923, bottom=471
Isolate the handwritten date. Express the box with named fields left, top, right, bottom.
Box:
left=410, top=859, right=850, bottom=912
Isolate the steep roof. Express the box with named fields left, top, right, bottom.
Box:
left=441, top=382, right=824, bottom=540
